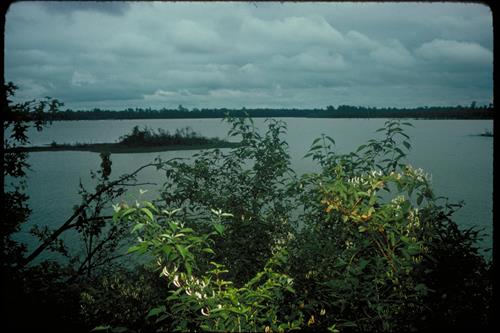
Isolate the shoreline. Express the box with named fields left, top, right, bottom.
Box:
left=32, top=115, right=494, bottom=122
left=6, top=142, right=241, bottom=154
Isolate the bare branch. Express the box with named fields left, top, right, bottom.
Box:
left=19, top=159, right=180, bottom=267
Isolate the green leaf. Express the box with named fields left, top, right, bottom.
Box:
left=214, top=223, right=225, bottom=235
left=142, top=201, right=158, bottom=212
left=127, top=244, right=146, bottom=254
left=311, top=137, right=322, bottom=145
left=356, top=144, right=367, bottom=152
left=389, top=232, right=396, bottom=247
left=131, top=223, right=145, bottom=233
left=202, top=247, right=216, bottom=255
left=309, top=144, right=323, bottom=151
left=407, top=244, right=420, bottom=255
left=120, top=208, right=136, bottom=219
left=155, top=313, right=169, bottom=324
left=394, top=147, right=405, bottom=156
left=147, top=305, right=166, bottom=318
left=111, top=327, right=128, bottom=333
left=141, top=207, right=154, bottom=222
left=399, top=132, right=410, bottom=139
left=403, top=141, right=411, bottom=150
left=168, top=221, right=179, bottom=232
left=162, top=244, right=173, bottom=258
left=184, top=261, right=192, bottom=276
left=92, top=326, right=111, bottom=332
left=325, top=136, right=336, bottom=145
left=175, top=244, right=188, bottom=260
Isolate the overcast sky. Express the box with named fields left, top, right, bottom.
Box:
left=4, top=1, right=493, bottom=110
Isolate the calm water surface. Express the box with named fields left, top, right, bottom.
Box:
left=10, top=118, right=493, bottom=257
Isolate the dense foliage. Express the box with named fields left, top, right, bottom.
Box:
left=103, top=117, right=492, bottom=332
left=2, top=83, right=493, bottom=332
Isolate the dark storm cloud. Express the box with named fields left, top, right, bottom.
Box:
left=39, top=1, right=131, bottom=16
left=4, top=2, right=493, bottom=109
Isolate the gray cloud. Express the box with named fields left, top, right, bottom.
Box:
left=39, top=1, right=131, bottom=16
left=415, top=39, right=493, bottom=66
left=4, top=1, right=493, bottom=109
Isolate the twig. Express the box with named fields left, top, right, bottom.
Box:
left=19, top=159, right=178, bottom=267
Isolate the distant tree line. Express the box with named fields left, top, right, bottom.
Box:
left=30, top=103, right=493, bottom=121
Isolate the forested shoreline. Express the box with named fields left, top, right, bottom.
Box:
left=32, top=104, right=493, bottom=121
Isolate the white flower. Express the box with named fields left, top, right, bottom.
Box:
left=391, top=195, right=405, bottom=206
left=112, top=203, right=120, bottom=213
left=173, top=275, right=181, bottom=288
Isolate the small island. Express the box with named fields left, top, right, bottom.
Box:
left=7, top=126, right=240, bottom=153
left=478, top=129, right=493, bottom=137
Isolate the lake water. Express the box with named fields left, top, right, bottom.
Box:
left=8, top=118, right=493, bottom=258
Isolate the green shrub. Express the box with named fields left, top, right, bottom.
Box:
left=102, top=118, right=491, bottom=332
left=112, top=202, right=303, bottom=332
left=157, top=117, right=295, bottom=285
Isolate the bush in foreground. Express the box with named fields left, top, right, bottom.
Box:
left=93, top=118, right=492, bottom=332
